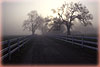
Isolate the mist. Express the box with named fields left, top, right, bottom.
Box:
left=2, top=0, right=98, bottom=36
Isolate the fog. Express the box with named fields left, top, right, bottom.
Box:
left=2, top=0, right=98, bottom=36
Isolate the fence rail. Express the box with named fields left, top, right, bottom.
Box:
left=49, top=35, right=98, bottom=50
left=0, top=34, right=97, bottom=61
left=0, top=35, right=32, bottom=60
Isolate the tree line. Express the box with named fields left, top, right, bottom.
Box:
left=23, top=2, right=93, bottom=35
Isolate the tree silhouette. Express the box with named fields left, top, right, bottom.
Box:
left=23, top=10, right=44, bottom=35
left=51, top=2, right=93, bottom=35
left=45, top=16, right=62, bottom=32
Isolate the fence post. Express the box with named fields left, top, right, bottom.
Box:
left=17, top=38, right=20, bottom=51
left=72, top=35, right=73, bottom=45
left=8, top=40, right=11, bottom=60
left=66, top=35, right=68, bottom=41
left=82, top=35, right=84, bottom=48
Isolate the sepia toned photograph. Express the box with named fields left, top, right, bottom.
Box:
left=0, top=0, right=99, bottom=67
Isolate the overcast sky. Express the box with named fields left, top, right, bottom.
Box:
left=2, top=0, right=98, bottom=36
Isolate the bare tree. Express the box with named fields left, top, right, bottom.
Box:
left=51, top=2, right=93, bottom=35
left=45, top=16, right=62, bottom=32
left=35, top=16, right=45, bottom=34
left=23, top=10, right=44, bottom=35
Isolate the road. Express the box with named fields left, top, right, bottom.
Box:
left=3, top=35, right=97, bottom=65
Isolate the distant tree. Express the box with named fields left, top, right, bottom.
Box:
left=45, top=16, right=62, bottom=32
left=51, top=2, right=93, bottom=35
left=36, top=16, right=45, bottom=34
left=23, top=10, right=44, bottom=35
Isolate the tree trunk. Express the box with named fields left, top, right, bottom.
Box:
left=32, top=31, right=34, bottom=35
left=67, top=27, right=71, bottom=35
left=32, top=23, right=34, bottom=35
left=32, top=28, right=36, bottom=35
left=66, top=24, right=71, bottom=35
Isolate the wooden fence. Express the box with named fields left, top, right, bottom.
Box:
left=0, top=35, right=32, bottom=60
